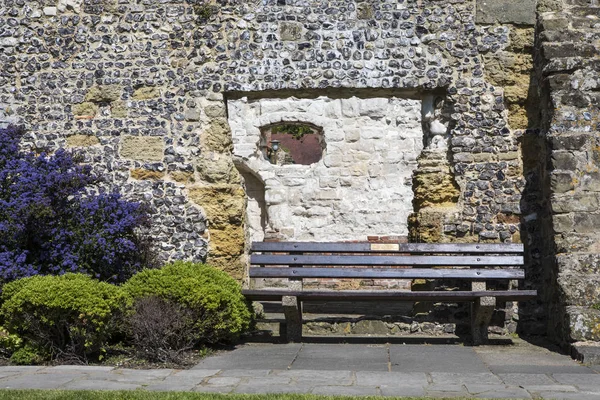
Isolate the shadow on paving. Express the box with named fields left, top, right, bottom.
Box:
left=195, top=337, right=597, bottom=374
left=246, top=333, right=515, bottom=346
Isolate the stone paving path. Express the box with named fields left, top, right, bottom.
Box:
left=1, top=339, right=599, bottom=399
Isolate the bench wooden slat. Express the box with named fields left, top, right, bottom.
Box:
left=242, top=289, right=538, bottom=302
left=251, top=254, right=524, bottom=267
left=249, top=267, right=525, bottom=279
left=252, top=242, right=524, bottom=254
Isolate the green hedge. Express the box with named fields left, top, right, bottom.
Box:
left=0, top=273, right=129, bottom=363
left=122, top=262, right=252, bottom=345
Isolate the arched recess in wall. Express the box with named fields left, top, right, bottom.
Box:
left=259, top=122, right=325, bottom=166
left=228, top=95, right=425, bottom=243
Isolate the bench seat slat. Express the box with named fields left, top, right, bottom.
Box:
left=242, top=289, right=537, bottom=302
left=249, top=267, right=525, bottom=279
left=251, top=254, right=524, bottom=267
left=252, top=242, right=524, bottom=254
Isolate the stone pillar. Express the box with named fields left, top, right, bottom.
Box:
left=535, top=0, right=600, bottom=352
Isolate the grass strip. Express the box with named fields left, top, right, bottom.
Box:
left=0, top=391, right=480, bottom=400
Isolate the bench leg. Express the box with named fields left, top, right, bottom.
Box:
left=471, top=280, right=495, bottom=346
left=282, top=295, right=302, bottom=342
left=471, top=296, right=496, bottom=345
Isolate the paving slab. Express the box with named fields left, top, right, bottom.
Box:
left=234, top=383, right=312, bottom=394
left=430, top=372, right=502, bottom=385
left=193, top=343, right=301, bottom=370
left=427, top=384, right=466, bottom=392
left=379, top=385, right=427, bottom=397
left=552, top=373, right=600, bottom=391
left=0, top=373, right=82, bottom=389
left=488, top=365, right=593, bottom=374
left=476, top=343, right=592, bottom=375
left=425, top=389, right=471, bottom=398
left=292, top=344, right=389, bottom=371
left=523, top=385, right=577, bottom=392
left=194, top=385, right=235, bottom=393
left=312, top=385, right=379, bottom=395
left=498, top=373, right=556, bottom=386
left=218, top=369, right=271, bottom=377
left=538, top=391, right=600, bottom=400
left=85, top=368, right=173, bottom=384
left=47, top=365, right=114, bottom=372
left=272, top=369, right=354, bottom=385
left=465, top=383, right=532, bottom=398
left=355, top=371, right=428, bottom=387
left=0, top=366, right=44, bottom=373
left=145, top=381, right=200, bottom=392
left=170, top=369, right=220, bottom=379
left=205, top=376, right=243, bottom=387
left=390, top=344, right=489, bottom=373
left=62, top=379, right=141, bottom=391
left=473, top=389, right=532, bottom=399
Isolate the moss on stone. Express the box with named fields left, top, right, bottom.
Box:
left=110, top=100, right=128, bottom=118
left=71, top=102, right=98, bottom=118
left=413, top=171, right=460, bottom=209
left=132, top=87, right=160, bottom=100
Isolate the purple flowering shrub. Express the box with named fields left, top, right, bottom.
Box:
left=0, top=126, right=153, bottom=283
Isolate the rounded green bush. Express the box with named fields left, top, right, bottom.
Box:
left=1, top=273, right=130, bottom=362
left=122, top=262, right=252, bottom=344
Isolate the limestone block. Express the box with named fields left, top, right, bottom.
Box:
left=264, top=188, right=287, bottom=205
left=66, top=134, right=99, bottom=147
left=553, top=213, right=574, bottom=233
left=120, top=136, right=164, bottom=162
left=566, top=307, right=600, bottom=341
left=551, top=193, right=598, bottom=213
left=551, top=172, right=576, bottom=193
left=188, top=185, right=245, bottom=228
left=171, top=171, right=195, bottom=184
left=202, top=118, right=233, bottom=152
left=206, top=225, right=245, bottom=280
left=341, top=98, right=360, bottom=117
left=204, top=104, right=226, bottom=118
left=130, top=168, right=165, bottom=181
left=573, top=213, right=600, bottom=234
left=476, top=0, right=536, bottom=25
left=197, top=153, right=240, bottom=184
left=85, top=85, right=121, bottom=103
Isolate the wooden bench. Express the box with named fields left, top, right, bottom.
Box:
left=243, top=242, right=536, bottom=345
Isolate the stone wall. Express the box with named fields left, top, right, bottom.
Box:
left=531, top=0, right=600, bottom=351
left=2, top=0, right=598, bottom=342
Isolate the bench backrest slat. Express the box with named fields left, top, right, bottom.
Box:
left=251, top=242, right=523, bottom=254
left=249, top=267, right=525, bottom=280
left=251, top=254, right=524, bottom=267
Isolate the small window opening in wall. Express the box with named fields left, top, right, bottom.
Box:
left=260, top=122, right=324, bottom=166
